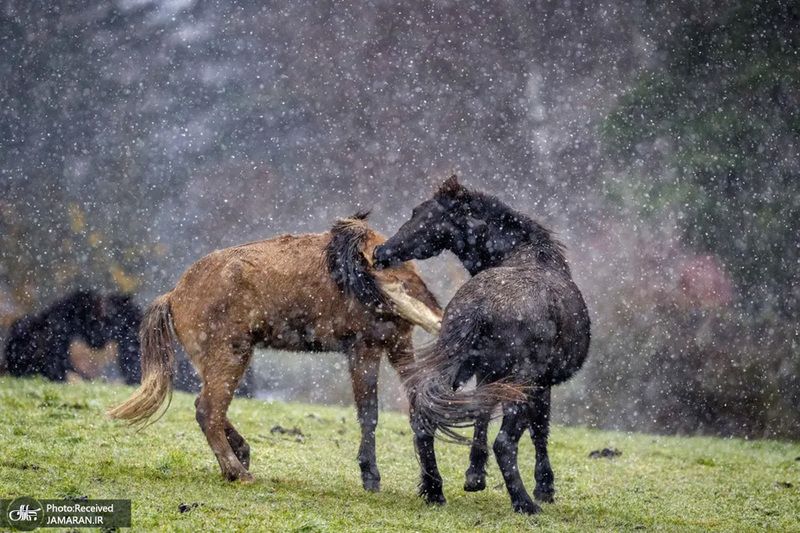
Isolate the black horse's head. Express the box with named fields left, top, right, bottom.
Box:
left=373, top=175, right=490, bottom=273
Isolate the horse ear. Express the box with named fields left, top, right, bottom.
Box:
left=436, top=175, right=470, bottom=210
left=437, top=174, right=464, bottom=198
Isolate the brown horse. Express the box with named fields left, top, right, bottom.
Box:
left=108, top=212, right=442, bottom=490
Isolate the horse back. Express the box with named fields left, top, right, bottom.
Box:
left=443, top=265, right=590, bottom=385
left=169, top=232, right=413, bottom=357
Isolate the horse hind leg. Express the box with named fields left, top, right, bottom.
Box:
left=225, top=420, right=251, bottom=470
left=195, top=390, right=253, bottom=483
left=494, top=402, right=540, bottom=515
left=411, top=409, right=446, bottom=505
left=464, top=412, right=491, bottom=492
left=528, top=386, right=555, bottom=503
left=194, top=342, right=254, bottom=483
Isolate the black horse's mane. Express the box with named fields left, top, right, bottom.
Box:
left=437, top=185, right=570, bottom=273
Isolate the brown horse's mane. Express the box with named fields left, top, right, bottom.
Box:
left=437, top=176, right=570, bottom=274
left=325, top=210, right=391, bottom=311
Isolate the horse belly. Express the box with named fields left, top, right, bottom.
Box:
left=253, top=309, right=353, bottom=353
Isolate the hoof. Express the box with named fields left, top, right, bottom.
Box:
left=224, top=469, right=255, bottom=484
left=464, top=471, right=486, bottom=492
left=423, top=491, right=446, bottom=506
left=512, top=496, right=541, bottom=515
left=237, top=472, right=256, bottom=485
left=360, top=466, right=381, bottom=493
left=419, top=482, right=446, bottom=506
left=534, top=488, right=555, bottom=503
left=362, top=478, right=381, bottom=493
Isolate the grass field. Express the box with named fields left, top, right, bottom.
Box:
left=0, top=377, right=798, bottom=532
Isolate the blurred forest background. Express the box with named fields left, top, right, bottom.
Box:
left=1, top=0, right=798, bottom=438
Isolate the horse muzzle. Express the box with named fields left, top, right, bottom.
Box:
left=372, top=245, right=401, bottom=270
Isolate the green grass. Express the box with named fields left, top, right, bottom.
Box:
left=1, top=377, right=798, bottom=532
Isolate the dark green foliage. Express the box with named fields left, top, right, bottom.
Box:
left=602, top=0, right=800, bottom=317
left=586, top=0, right=800, bottom=439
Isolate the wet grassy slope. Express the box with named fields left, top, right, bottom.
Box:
left=1, top=377, right=798, bottom=532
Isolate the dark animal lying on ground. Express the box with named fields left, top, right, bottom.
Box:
left=1, top=290, right=251, bottom=396
left=108, top=212, right=443, bottom=491
left=3, top=290, right=141, bottom=384
left=373, top=175, right=591, bottom=514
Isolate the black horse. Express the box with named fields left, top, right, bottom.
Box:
left=373, top=175, right=591, bottom=515
left=3, top=290, right=142, bottom=384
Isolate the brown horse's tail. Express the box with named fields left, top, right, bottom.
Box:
left=107, top=293, right=175, bottom=426
left=405, top=309, right=527, bottom=442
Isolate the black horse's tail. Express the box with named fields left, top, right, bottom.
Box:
left=405, top=309, right=527, bottom=442
left=325, top=210, right=391, bottom=311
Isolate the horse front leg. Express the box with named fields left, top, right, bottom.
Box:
left=348, top=346, right=381, bottom=492
left=464, top=412, right=491, bottom=492
left=386, top=334, right=445, bottom=503
left=410, top=408, right=446, bottom=505
left=385, top=334, right=414, bottom=385
left=494, top=402, right=540, bottom=514
left=528, top=386, right=555, bottom=503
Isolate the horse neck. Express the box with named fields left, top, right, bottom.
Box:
left=454, top=226, right=569, bottom=276
left=500, top=243, right=571, bottom=274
